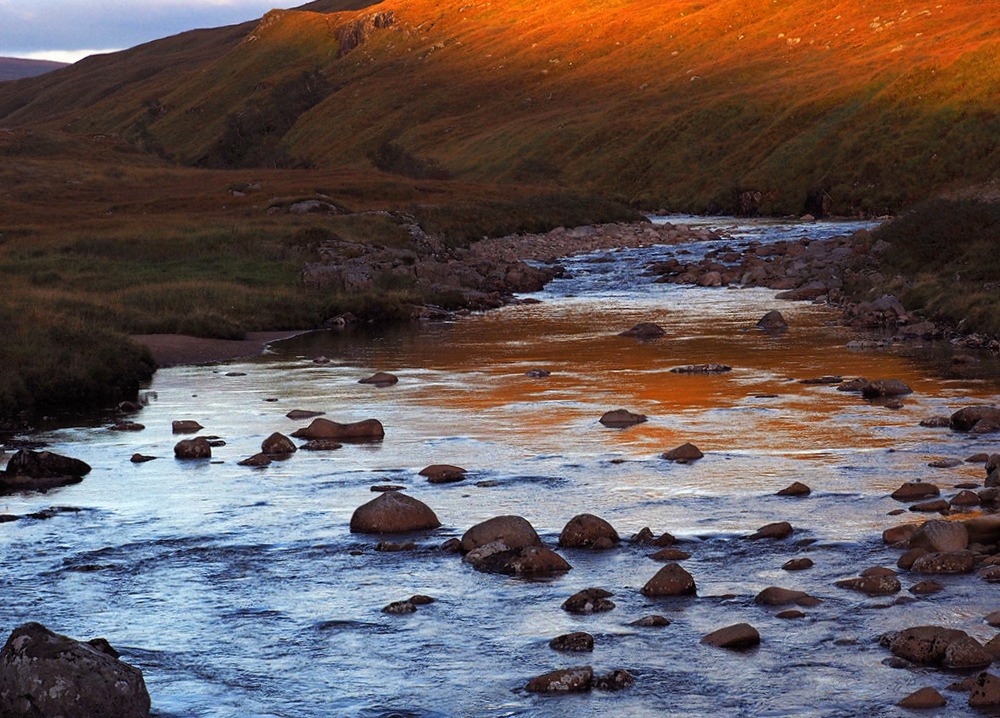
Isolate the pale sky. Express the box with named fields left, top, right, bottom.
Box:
left=1, top=0, right=305, bottom=63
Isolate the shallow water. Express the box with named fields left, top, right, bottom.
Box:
left=2, top=218, right=1000, bottom=717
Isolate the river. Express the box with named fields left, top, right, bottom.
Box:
left=1, top=217, right=998, bottom=717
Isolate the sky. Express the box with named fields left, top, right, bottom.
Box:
left=0, top=0, right=304, bottom=63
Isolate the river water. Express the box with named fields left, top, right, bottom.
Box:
left=2, top=218, right=1000, bottom=717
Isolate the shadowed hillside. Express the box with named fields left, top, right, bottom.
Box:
left=2, top=0, right=1000, bottom=215
left=0, top=57, right=67, bottom=82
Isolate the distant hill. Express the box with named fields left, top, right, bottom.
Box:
left=0, top=57, right=67, bottom=82
left=2, top=0, right=999, bottom=215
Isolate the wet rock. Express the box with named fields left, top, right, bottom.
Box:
left=911, top=550, right=976, bottom=574
left=910, top=519, right=969, bottom=553
left=559, top=514, right=620, bottom=548
left=291, top=418, right=384, bottom=442
left=359, top=371, right=398, bottom=387
left=650, top=548, right=691, bottom=561
left=592, top=669, right=635, bottom=691
left=631, top=527, right=675, bottom=546
left=599, top=409, right=647, bottom=428
left=754, top=587, right=817, bottom=607
left=466, top=543, right=572, bottom=575
left=374, top=541, right=416, bottom=552
left=525, top=666, right=593, bottom=693
left=947, top=635, right=995, bottom=669
left=756, top=311, right=788, bottom=332
left=748, top=521, right=793, bottom=540
left=419, top=464, right=467, bottom=484
left=525, top=369, right=551, bottom=378
left=898, top=687, right=946, bottom=709
left=776, top=482, right=811, bottom=497
left=910, top=580, right=945, bottom=595
left=972, top=420, right=1000, bottom=434
left=884, top=524, right=918, bottom=546
left=776, top=610, right=806, bottom=619
left=619, top=323, right=665, bottom=339
left=382, top=600, right=416, bottom=614
left=300, top=439, right=343, bottom=451
left=928, top=458, right=962, bottom=468
left=670, top=364, right=732, bottom=374
left=286, top=409, right=325, bottom=420
left=262, top=432, right=296, bottom=456
left=129, top=454, right=156, bottom=464
left=799, top=376, right=843, bottom=385
left=171, top=420, right=203, bottom=434
left=173, top=437, right=211, bottom=460
left=371, top=484, right=406, bottom=492
left=701, top=623, right=760, bottom=649
left=562, top=588, right=615, bottom=614
left=889, top=626, right=964, bottom=665
left=237, top=453, right=271, bottom=467
left=861, top=379, right=913, bottom=398
left=837, top=378, right=869, bottom=392
left=783, top=558, right=814, bottom=571
left=410, top=595, right=434, bottom=605
left=641, top=563, right=696, bottom=597
left=952, top=490, right=982, bottom=507
left=630, top=615, right=670, bottom=627
left=461, top=515, right=541, bottom=553
left=835, top=575, right=901, bottom=595
left=898, top=548, right=930, bottom=570
left=970, top=672, right=1000, bottom=707
left=440, top=538, right=462, bottom=553
left=0, top=622, right=150, bottom=718
left=549, top=632, right=593, bottom=652
left=349, top=491, right=441, bottom=533
left=661, top=443, right=704, bottom=462
left=910, top=499, right=950, bottom=513
left=891, top=482, right=939, bottom=502
left=920, top=416, right=952, bottom=428
left=110, top=422, right=145, bottom=432
left=4, top=449, right=91, bottom=479
left=952, top=406, right=1000, bottom=432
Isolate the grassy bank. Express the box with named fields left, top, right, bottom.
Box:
left=865, top=199, right=1000, bottom=338
left=0, top=148, right=639, bottom=423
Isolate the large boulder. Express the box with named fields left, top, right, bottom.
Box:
left=641, top=563, right=696, bottom=597
left=464, top=544, right=572, bottom=576
left=291, top=418, right=384, bottom=442
left=0, top=450, right=91, bottom=493
left=558, top=514, right=620, bottom=549
left=349, top=491, right=440, bottom=533
left=952, top=406, right=1000, bottom=432
left=889, top=626, right=993, bottom=668
left=909, top=519, right=969, bottom=553
left=0, top=622, right=150, bottom=718
left=599, top=409, right=647, bottom=428
left=460, top=515, right=541, bottom=553
left=173, top=437, right=211, bottom=459
left=261, top=432, right=296, bottom=456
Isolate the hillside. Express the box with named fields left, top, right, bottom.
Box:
left=1, top=0, right=999, bottom=215
left=0, top=57, right=67, bottom=82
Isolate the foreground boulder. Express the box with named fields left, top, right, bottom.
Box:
left=909, top=519, right=969, bottom=553
left=349, top=491, right=440, bottom=533
left=291, top=418, right=385, bottom=442
left=558, top=514, right=619, bottom=549
left=599, top=409, right=647, bottom=428
left=0, top=622, right=150, bottom=718
left=0, top=450, right=91, bottom=493
left=173, top=437, right=211, bottom=460
left=952, top=406, right=1000, bottom=432
left=460, top=515, right=541, bottom=553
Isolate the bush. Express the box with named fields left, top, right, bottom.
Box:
left=367, top=141, right=450, bottom=180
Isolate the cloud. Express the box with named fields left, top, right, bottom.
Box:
left=0, top=0, right=300, bottom=57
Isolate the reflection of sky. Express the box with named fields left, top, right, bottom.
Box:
left=0, top=0, right=303, bottom=61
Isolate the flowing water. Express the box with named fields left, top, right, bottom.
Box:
left=2, top=218, right=1000, bottom=717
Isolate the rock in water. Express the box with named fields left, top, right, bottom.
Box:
left=558, top=514, right=620, bottom=548
left=173, top=437, right=211, bottom=460
left=3, top=449, right=91, bottom=478
left=291, top=418, right=385, bottom=442
left=641, top=563, right=696, bottom=596
left=261, top=432, right=296, bottom=455
left=460, top=515, right=541, bottom=553
left=419, top=465, right=467, bottom=483
left=701, top=623, right=761, bottom=649
left=661, top=443, right=704, bottom=462
left=756, top=310, right=788, bottom=332
left=524, top=666, right=593, bottom=693
left=619, top=323, right=665, bottom=339
left=549, top=633, right=594, bottom=652
left=599, top=409, right=647, bottom=427
left=358, top=371, right=398, bottom=387
left=0, top=622, right=150, bottom=718
left=898, top=687, right=946, bottom=709
left=171, top=420, right=203, bottom=434
left=349, top=491, right=441, bottom=533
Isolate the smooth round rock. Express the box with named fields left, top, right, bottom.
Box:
left=701, top=623, right=760, bottom=649
left=349, top=491, right=441, bottom=534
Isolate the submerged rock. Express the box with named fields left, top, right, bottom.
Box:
left=619, top=323, right=665, bottom=339
left=349, top=491, right=440, bottom=534
left=592, top=669, right=635, bottom=691
left=291, top=418, right=384, bottom=442
left=0, top=622, right=150, bottom=718
left=861, top=379, right=913, bottom=398
left=285, top=410, right=325, bottom=420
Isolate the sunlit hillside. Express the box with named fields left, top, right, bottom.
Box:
left=2, top=0, right=1000, bottom=214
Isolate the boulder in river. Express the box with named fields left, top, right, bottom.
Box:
left=525, top=666, right=593, bottom=693
left=641, top=563, right=696, bottom=597
left=952, top=406, right=1000, bottom=432
left=861, top=379, right=913, bottom=398
left=465, top=543, right=572, bottom=576
left=909, top=519, right=968, bottom=553
left=889, top=626, right=992, bottom=669
left=661, top=443, right=704, bottom=462
left=358, top=372, right=398, bottom=387
left=561, top=588, right=615, bottom=614
left=0, top=449, right=91, bottom=493
left=173, top=437, right=211, bottom=460
left=910, top=550, right=976, bottom=575
left=171, top=420, right=203, bottom=434
left=970, top=673, right=1000, bottom=707
left=599, top=409, right=647, bottom=428
left=0, top=622, right=150, bottom=718
left=549, top=632, right=594, bottom=652
left=776, top=482, right=811, bottom=497
left=286, top=409, right=325, bottom=420
left=261, top=432, right=296, bottom=456
left=349, top=491, right=440, bottom=533
left=419, top=465, right=467, bottom=483
left=835, top=575, right=901, bottom=595
left=558, top=514, right=620, bottom=549
left=754, top=587, right=819, bottom=607
left=890, top=481, right=939, bottom=502
left=619, top=323, right=665, bottom=339
left=237, top=453, right=271, bottom=467
left=299, top=439, right=343, bottom=451
left=701, top=623, right=761, bottom=649
left=756, top=310, right=788, bottom=332
left=898, top=687, right=947, bottom=709
left=747, top=521, right=793, bottom=540
left=460, top=515, right=541, bottom=553
left=965, top=515, right=1000, bottom=545
left=291, top=418, right=384, bottom=442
